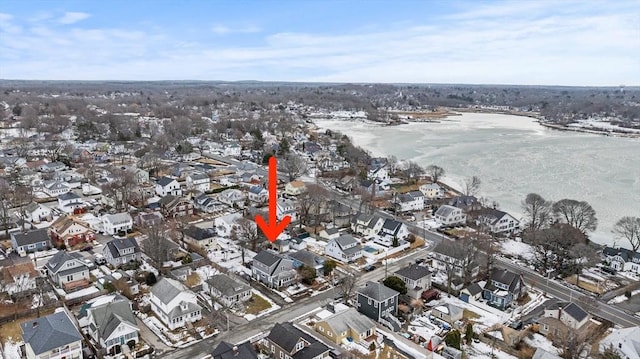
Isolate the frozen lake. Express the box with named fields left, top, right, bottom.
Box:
left=315, top=113, right=640, bottom=247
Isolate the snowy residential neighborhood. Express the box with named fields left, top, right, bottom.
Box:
left=0, top=84, right=639, bottom=359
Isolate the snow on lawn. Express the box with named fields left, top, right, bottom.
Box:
left=466, top=340, right=518, bottom=359
left=438, top=295, right=510, bottom=330
left=195, top=265, right=219, bottom=281
left=500, top=239, right=534, bottom=261
left=2, top=338, right=23, bottom=359
left=376, top=328, right=427, bottom=359
left=608, top=289, right=640, bottom=304
left=65, top=286, right=100, bottom=300
left=525, top=333, right=559, bottom=355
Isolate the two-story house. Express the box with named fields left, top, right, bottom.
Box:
left=284, top=181, right=307, bottom=196
left=356, top=281, right=401, bottom=332
left=45, top=251, right=91, bottom=290
left=149, top=278, right=202, bottom=330
left=431, top=241, right=480, bottom=280
left=251, top=250, right=297, bottom=288
left=21, top=310, right=83, bottom=359
left=11, top=228, right=51, bottom=256
left=57, top=192, right=85, bottom=214
left=315, top=305, right=376, bottom=346
left=419, top=183, right=445, bottom=199
left=449, top=195, right=482, bottom=212
left=0, top=262, right=39, bottom=296
left=186, top=172, right=210, bottom=192
left=276, top=198, right=298, bottom=222
left=213, top=341, right=258, bottom=359
left=375, top=219, right=410, bottom=246
left=248, top=185, right=268, bottom=204
left=102, top=212, right=133, bottom=235
left=434, top=205, right=467, bottom=227
left=203, top=274, right=252, bottom=308
left=325, top=234, right=363, bottom=263
left=288, top=250, right=326, bottom=277
left=158, top=195, right=194, bottom=218
left=183, top=225, right=219, bottom=249
left=103, top=237, right=141, bottom=267
left=155, top=177, right=182, bottom=197
left=39, top=161, right=67, bottom=173
left=218, top=188, right=246, bottom=208
left=394, top=264, right=432, bottom=299
left=538, top=300, right=590, bottom=338
left=22, top=202, right=52, bottom=223
left=599, top=327, right=640, bottom=359
left=603, top=246, right=640, bottom=274
left=85, top=294, right=139, bottom=355
left=49, top=215, right=94, bottom=248
left=395, top=190, right=425, bottom=213
left=483, top=268, right=526, bottom=310
left=477, top=208, right=521, bottom=235
left=266, top=322, right=331, bottom=359
left=351, top=213, right=385, bottom=238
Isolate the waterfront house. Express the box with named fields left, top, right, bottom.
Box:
left=434, top=205, right=467, bottom=227
left=477, top=208, right=521, bottom=234
left=482, top=268, right=526, bottom=310
left=603, top=246, right=640, bottom=274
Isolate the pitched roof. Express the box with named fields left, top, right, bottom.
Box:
left=357, top=281, right=399, bottom=302
left=253, top=250, right=282, bottom=267
left=288, top=250, right=325, bottom=268
left=395, top=264, right=431, bottom=281
left=212, top=341, right=258, bottom=359
left=382, top=219, right=402, bottom=233
left=157, top=176, right=177, bottom=186
left=334, top=234, right=358, bottom=249
left=321, top=307, right=376, bottom=336
left=486, top=268, right=523, bottom=293
left=189, top=172, right=209, bottom=181
left=104, top=212, right=132, bottom=224
left=532, top=348, right=562, bottom=359
left=603, top=246, right=640, bottom=262
left=267, top=322, right=325, bottom=354
left=20, top=311, right=82, bottom=355
left=1, top=262, right=39, bottom=284
left=105, top=237, right=140, bottom=259
left=435, top=205, right=458, bottom=217
left=479, top=208, right=510, bottom=225
left=206, top=274, right=250, bottom=297
left=561, top=302, right=589, bottom=322
left=89, top=298, right=138, bottom=340
left=58, top=191, right=81, bottom=201
left=464, top=282, right=483, bottom=296
left=11, top=228, right=50, bottom=246
left=46, top=251, right=86, bottom=274
left=184, top=226, right=216, bottom=241
left=151, top=278, right=186, bottom=304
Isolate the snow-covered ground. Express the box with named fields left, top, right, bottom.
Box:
left=2, top=338, right=22, bottom=359
left=608, top=289, right=640, bottom=304
left=500, top=239, right=534, bottom=261
left=524, top=333, right=559, bottom=355
left=65, top=286, right=100, bottom=300
left=465, top=340, right=518, bottom=359
left=437, top=294, right=511, bottom=331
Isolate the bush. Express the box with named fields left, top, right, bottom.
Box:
left=383, top=276, right=408, bottom=295
left=625, top=290, right=632, bottom=298
left=182, top=254, right=193, bottom=265
left=369, top=342, right=376, bottom=351
left=444, top=330, right=462, bottom=350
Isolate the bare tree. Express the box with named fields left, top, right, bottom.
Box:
left=142, top=223, right=169, bottom=269
left=281, top=153, right=307, bottom=181
left=528, top=223, right=586, bottom=275
left=404, top=161, right=424, bottom=184
left=521, top=193, right=553, bottom=233
left=463, top=176, right=481, bottom=196
left=553, top=328, right=593, bottom=359
left=552, top=199, right=598, bottom=236
left=613, top=216, right=640, bottom=252
left=569, top=243, right=599, bottom=287
left=426, top=165, right=445, bottom=183
left=232, top=217, right=261, bottom=251
left=0, top=180, right=11, bottom=238
left=338, top=270, right=359, bottom=301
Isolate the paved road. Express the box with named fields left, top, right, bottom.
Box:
left=496, top=259, right=640, bottom=328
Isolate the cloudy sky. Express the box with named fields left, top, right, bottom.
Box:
left=1, top=0, right=638, bottom=85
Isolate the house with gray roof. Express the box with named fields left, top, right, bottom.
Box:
left=599, top=326, right=640, bottom=359
left=102, top=237, right=141, bottom=267
left=375, top=218, right=410, bottom=246
left=532, top=348, right=562, bottom=359
left=432, top=303, right=464, bottom=325
left=155, top=176, right=182, bottom=197
left=149, top=277, right=202, bottom=330
left=394, top=263, right=432, bottom=299
left=266, top=322, right=331, bottom=359
left=434, top=204, right=467, bottom=227
left=186, top=172, right=210, bottom=192
left=86, top=295, right=139, bottom=354
left=539, top=301, right=590, bottom=336
left=477, top=208, right=520, bottom=234
left=356, top=281, right=401, bottom=331
left=288, top=250, right=326, bottom=277
left=183, top=225, right=219, bottom=249
left=101, top=212, right=133, bottom=235
left=483, top=268, right=526, bottom=310
left=45, top=250, right=90, bottom=289
left=212, top=341, right=258, bottom=359
left=315, top=307, right=376, bottom=345
left=21, top=309, right=83, bottom=359
left=204, top=274, right=252, bottom=308
left=603, top=246, right=640, bottom=274
left=351, top=213, right=385, bottom=238
left=57, top=191, right=84, bottom=214
left=325, top=234, right=363, bottom=263
left=11, top=228, right=51, bottom=256
left=394, top=190, right=425, bottom=212
left=251, top=250, right=297, bottom=288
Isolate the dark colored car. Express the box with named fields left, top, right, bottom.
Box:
left=363, top=264, right=376, bottom=272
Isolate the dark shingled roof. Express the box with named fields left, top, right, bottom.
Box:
left=395, top=263, right=432, bottom=281
left=212, top=341, right=258, bottom=359
left=357, top=281, right=399, bottom=302
left=11, top=228, right=50, bottom=246
left=267, top=322, right=329, bottom=356
left=156, top=176, right=176, bottom=186
left=253, top=250, right=282, bottom=267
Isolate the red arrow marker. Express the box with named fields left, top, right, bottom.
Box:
left=255, top=156, right=291, bottom=243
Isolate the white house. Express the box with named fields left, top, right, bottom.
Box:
left=419, top=183, right=445, bottom=199
left=155, top=177, right=182, bottom=197
left=541, top=301, right=590, bottom=332
left=284, top=181, right=307, bottom=196
left=103, top=237, right=141, bottom=267
left=186, top=172, right=210, bottom=192
left=277, top=198, right=298, bottom=222
left=395, top=190, right=425, bottom=212
left=599, top=326, right=640, bottom=359
left=45, top=251, right=90, bottom=289
left=223, top=142, right=241, bottom=157
left=325, top=234, right=363, bottom=263
left=248, top=185, right=268, bottom=203
left=352, top=214, right=385, bottom=238
left=22, top=202, right=52, bottom=223
left=57, top=192, right=85, bottom=214
left=603, top=247, right=640, bottom=274
left=434, top=205, right=467, bottom=227
left=394, top=263, right=432, bottom=299
left=102, top=212, right=133, bottom=235
left=203, top=274, right=252, bottom=308
left=42, top=180, right=70, bottom=197
left=477, top=208, right=520, bottom=234
left=218, top=188, right=246, bottom=208
left=0, top=262, right=39, bottom=296
left=149, top=278, right=202, bottom=330
left=21, top=310, right=83, bottom=359
left=85, top=295, right=139, bottom=354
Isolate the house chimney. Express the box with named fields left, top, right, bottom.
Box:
left=232, top=345, right=239, bottom=356
left=558, top=305, right=562, bottom=320
left=32, top=322, right=38, bottom=328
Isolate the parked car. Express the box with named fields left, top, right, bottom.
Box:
left=94, top=254, right=107, bottom=266
left=363, top=264, right=376, bottom=272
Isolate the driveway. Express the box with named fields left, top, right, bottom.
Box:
left=136, top=317, right=172, bottom=355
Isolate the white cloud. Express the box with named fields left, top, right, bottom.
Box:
left=58, top=12, right=91, bottom=25
left=212, top=24, right=261, bottom=34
